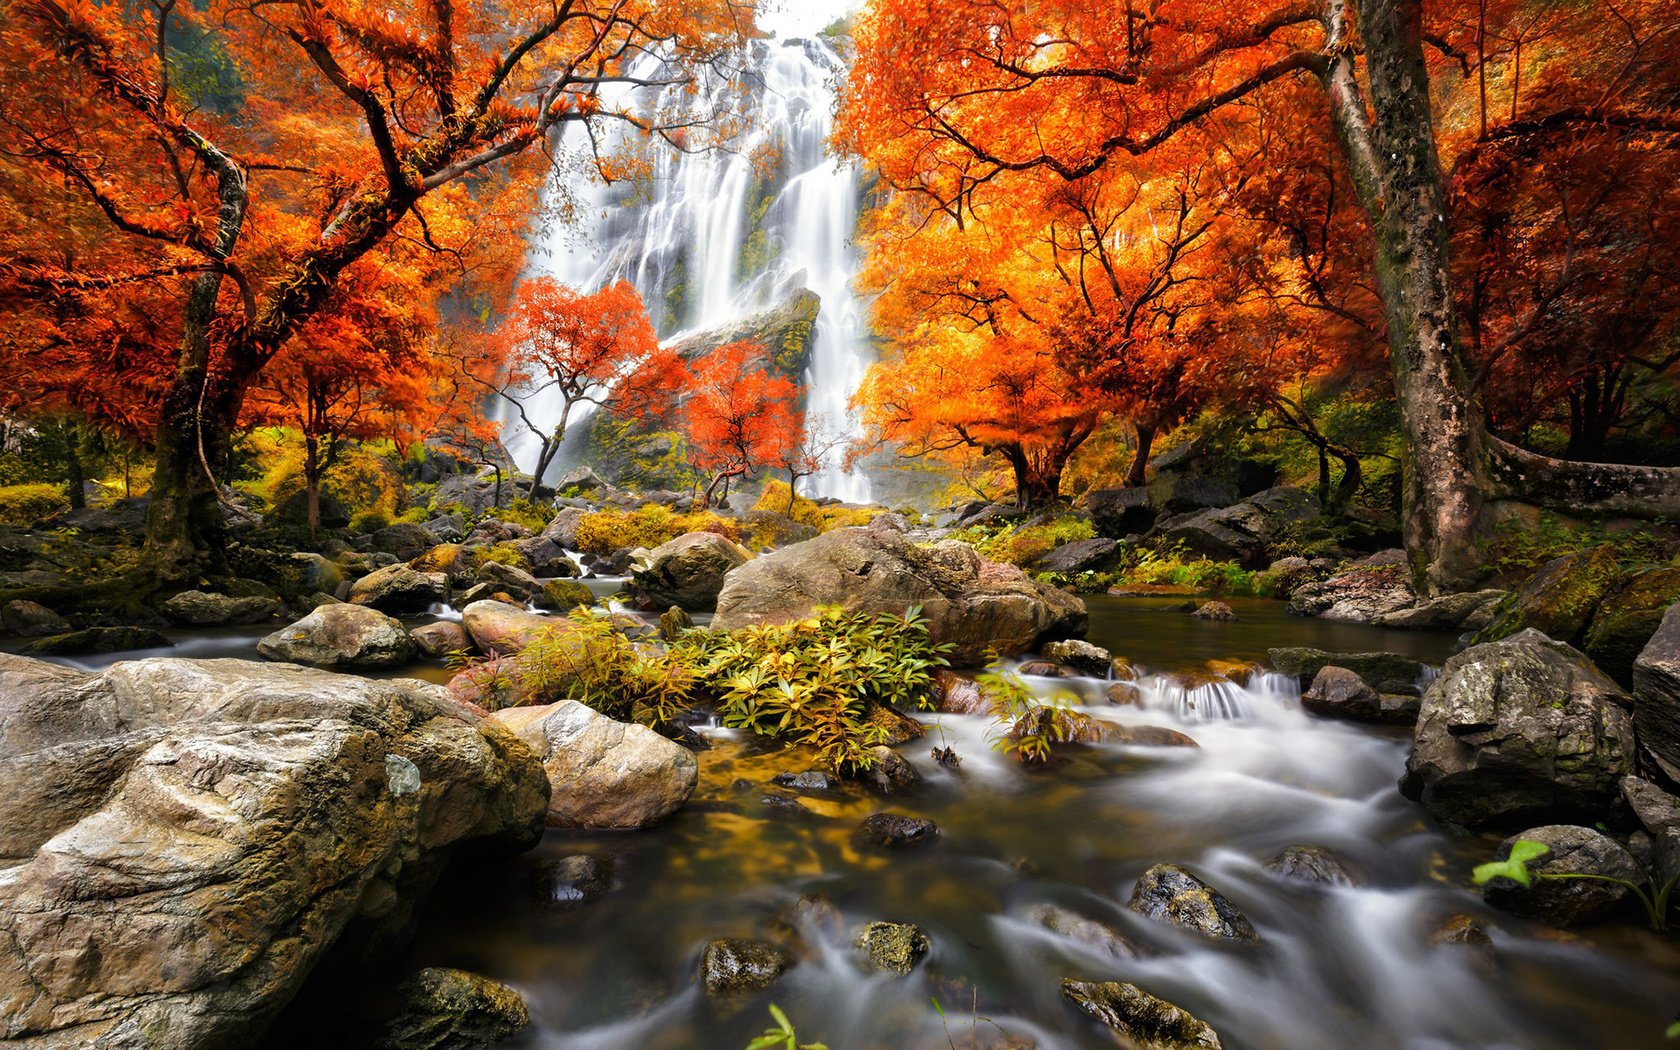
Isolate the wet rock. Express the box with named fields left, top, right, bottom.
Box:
left=0, top=656, right=545, bottom=1049
left=1473, top=547, right=1622, bottom=647
left=1264, top=845, right=1359, bottom=887
left=1372, top=590, right=1508, bottom=632
left=461, top=599, right=563, bottom=655
left=1191, top=601, right=1236, bottom=622
left=1288, top=563, right=1416, bottom=623
left=864, top=700, right=927, bottom=745
left=421, top=513, right=467, bottom=543
left=932, top=668, right=988, bottom=714
left=1379, top=694, right=1423, bottom=724
left=712, top=517, right=1087, bottom=666
left=411, top=621, right=472, bottom=659
left=863, top=746, right=923, bottom=795
left=491, top=700, right=698, bottom=830
left=454, top=582, right=519, bottom=607
left=533, top=854, right=613, bottom=904
left=1400, top=631, right=1634, bottom=830
left=378, top=967, right=530, bottom=1050
left=1301, top=666, right=1382, bottom=722
left=629, top=531, right=753, bottom=611
left=773, top=894, right=846, bottom=953
left=1620, top=776, right=1680, bottom=882
left=1267, top=647, right=1428, bottom=693
left=855, top=921, right=931, bottom=975
left=258, top=603, right=416, bottom=670
left=1042, top=639, right=1115, bottom=677
left=1481, top=825, right=1642, bottom=927
left=773, top=770, right=843, bottom=794
left=1114, top=724, right=1200, bottom=748
left=1035, top=537, right=1120, bottom=575
left=1018, top=660, right=1072, bottom=677
left=512, top=536, right=579, bottom=577
left=659, top=604, right=694, bottom=640
left=1429, top=914, right=1493, bottom=947
left=21, top=626, right=173, bottom=656
left=1631, top=602, right=1680, bottom=783
left=349, top=563, right=449, bottom=614
left=856, top=812, right=940, bottom=848
left=1156, top=486, right=1319, bottom=569
left=475, top=560, right=543, bottom=600
left=760, top=791, right=810, bottom=813
left=0, top=599, right=68, bottom=637
left=1584, top=568, right=1680, bottom=684
left=533, top=579, right=594, bottom=613
left=699, top=938, right=790, bottom=997
left=370, top=522, right=440, bottom=561
left=1128, top=864, right=1259, bottom=942
left=1026, top=903, right=1142, bottom=959
left=160, top=589, right=280, bottom=626
left=1106, top=682, right=1143, bottom=706
left=1060, top=979, right=1222, bottom=1050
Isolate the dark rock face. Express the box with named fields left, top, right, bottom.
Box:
left=0, top=655, right=546, bottom=1049
left=1400, top=631, right=1635, bottom=830
left=378, top=968, right=530, bottom=1050
left=855, top=812, right=940, bottom=848
left=1473, top=546, right=1622, bottom=646
left=863, top=746, right=923, bottom=795
left=1041, top=639, right=1114, bottom=677
left=160, top=589, right=280, bottom=626
left=371, top=522, right=442, bottom=561
left=1035, top=537, right=1120, bottom=574
left=699, top=939, right=790, bottom=997
left=1083, top=487, right=1157, bottom=538
left=713, top=517, right=1087, bottom=666
left=1156, top=486, right=1320, bottom=568
left=1372, top=589, right=1508, bottom=632
left=1060, top=979, right=1223, bottom=1050
left=1632, top=602, right=1680, bottom=783
left=1268, top=647, right=1428, bottom=694
left=1026, top=903, right=1142, bottom=959
left=932, top=669, right=988, bottom=714
left=772, top=770, right=843, bottom=793
left=533, top=854, right=614, bottom=904
left=1127, top=864, right=1259, bottom=942
left=1264, top=845, right=1359, bottom=887
left=854, top=921, right=931, bottom=975
left=1301, top=666, right=1382, bottom=722
left=1481, top=825, right=1642, bottom=927
left=0, top=599, right=68, bottom=637
left=20, top=626, right=172, bottom=656
left=1429, top=914, right=1492, bottom=947
left=629, top=531, right=753, bottom=612
left=1584, top=568, right=1680, bottom=684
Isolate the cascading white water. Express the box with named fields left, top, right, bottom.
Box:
left=506, top=28, right=873, bottom=503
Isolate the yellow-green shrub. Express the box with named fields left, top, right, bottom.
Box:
left=572, top=504, right=744, bottom=555
left=0, top=483, right=69, bottom=525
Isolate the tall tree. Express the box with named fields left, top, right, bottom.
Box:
left=0, top=0, right=750, bottom=582
left=685, top=340, right=802, bottom=506
left=841, top=0, right=1680, bottom=594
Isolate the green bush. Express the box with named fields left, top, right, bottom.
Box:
left=497, top=498, right=552, bottom=533
left=0, top=483, right=69, bottom=525
left=953, top=515, right=1095, bottom=567
left=1115, top=542, right=1260, bottom=595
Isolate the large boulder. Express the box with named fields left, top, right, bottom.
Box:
left=712, top=518, right=1087, bottom=666
left=489, top=700, right=697, bottom=829
left=0, top=656, right=546, bottom=1049
left=1583, top=567, right=1680, bottom=685
left=349, top=563, right=449, bottom=614
left=1400, top=630, right=1635, bottom=829
left=1632, top=602, right=1680, bottom=782
left=1034, top=537, right=1120, bottom=575
left=460, top=600, right=565, bottom=655
left=1481, top=825, right=1643, bottom=927
left=1301, top=666, right=1382, bottom=722
left=628, top=531, right=753, bottom=612
left=0, top=599, right=69, bottom=637
left=371, top=522, right=442, bottom=561
left=1472, top=547, right=1622, bottom=647
left=258, top=603, right=417, bottom=670
left=1155, top=487, right=1320, bottom=568
left=161, top=589, right=280, bottom=627
left=542, top=507, right=587, bottom=551
left=1083, top=487, right=1157, bottom=538
left=1372, top=590, right=1508, bottom=632
left=1288, top=562, right=1416, bottom=623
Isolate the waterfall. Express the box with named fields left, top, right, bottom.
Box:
left=507, top=29, right=873, bottom=503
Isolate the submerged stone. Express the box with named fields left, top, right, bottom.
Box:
left=856, top=812, right=940, bottom=848
left=1026, top=903, right=1142, bottom=959
left=1128, top=864, right=1259, bottom=942
left=1263, top=845, right=1359, bottom=887
left=699, top=938, right=790, bottom=997
left=379, top=967, right=529, bottom=1050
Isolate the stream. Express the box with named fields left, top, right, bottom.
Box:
left=22, top=596, right=1680, bottom=1048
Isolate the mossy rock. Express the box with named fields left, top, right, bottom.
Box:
left=22, top=626, right=173, bottom=656
left=1061, top=979, right=1222, bottom=1049
left=1582, top=566, right=1680, bottom=685
left=1473, top=547, right=1622, bottom=647
left=854, top=921, right=930, bottom=975
left=534, top=579, right=595, bottom=612
left=378, top=967, right=529, bottom=1050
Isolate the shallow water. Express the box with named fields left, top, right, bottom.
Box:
left=336, top=601, right=1677, bottom=1050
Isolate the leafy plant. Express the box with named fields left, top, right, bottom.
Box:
left=1472, top=838, right=1679, bottom=931
left=745, top=1004, right=826, bottom=1050
left=978, top=662, right=1070, bottom=765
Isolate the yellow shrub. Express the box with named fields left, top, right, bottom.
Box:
left=0, top=483, right=69, bottom=525
left=573, top=504, right=744, bottom=555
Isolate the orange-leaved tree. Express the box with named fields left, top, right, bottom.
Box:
left=0, top=0, right=751, bottom=585
left=685, top=340, right=802, bottom=507
left=840, top=0, right=1680, bottom=594
left=492, top=277, right=686, bottom=487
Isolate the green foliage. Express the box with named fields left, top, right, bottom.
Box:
left=515, top=612, right=693, bottom=732
left=497, top=498, right=553, bottom=533
left=1472, top=838, right=1678, bottom=931
left=682, top=606, right=952, bottom=771
left=471, top=542, right=530, bottom=569
left=572, top=504, right=743, bottom=555
left=0, top=483, right=69, bottom=525
left=745, top=1005, right=826, bottom=1050
left=952, top=515, right=1095, bottom=567
left=978, top=663, right=1069, bottom=765
left=751, top=481, right=877, bottom=539
left=1115, top=542, right=1260, bottom=595
left=1489, top=512, right=1676, bottom=578
left=349, top=509, right=389, bottom=533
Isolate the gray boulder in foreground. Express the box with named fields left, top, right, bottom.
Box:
left=0, top=654, right=546, bottom=1049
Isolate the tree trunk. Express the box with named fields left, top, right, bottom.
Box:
left=304, top=434, right=321, bottom=536
left=64, top=426, right=85, bottom=511
left=1125, top=423, right=1155, bottom=487
left=1328, top=0, right=1495, bottom=595
left=144, top=381, right=235, bottom=584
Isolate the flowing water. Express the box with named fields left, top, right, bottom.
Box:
left=306, top=599, right=1677, bottom=1050
left=505, top=31, right=873, bottom=502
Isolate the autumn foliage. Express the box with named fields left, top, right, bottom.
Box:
left=685, top=340, right=803, bottom=506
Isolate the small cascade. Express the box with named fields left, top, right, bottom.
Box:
left=507, top=30, right=874, bottom=501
